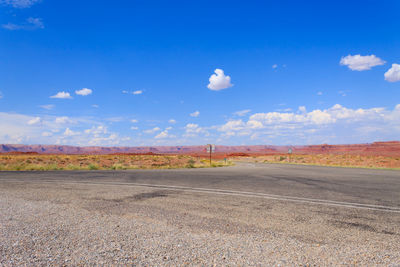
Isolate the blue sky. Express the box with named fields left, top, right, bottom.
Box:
left=0, top=0, right=399, bottom=146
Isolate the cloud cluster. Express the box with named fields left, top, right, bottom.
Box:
left=340, top=54, right=385, bottom=71
left=50, top=88, right=94, bottom=99
left=207, top=69, right=233, bottom=91
left=215, top=104, right=400, bottom=144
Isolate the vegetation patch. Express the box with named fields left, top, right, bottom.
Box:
left=0, top=154, right=231, bottom=171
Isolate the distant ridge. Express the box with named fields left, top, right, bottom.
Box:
left=1, top=141, right=400, bottom=156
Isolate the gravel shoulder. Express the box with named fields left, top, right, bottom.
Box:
left=1, top=177, right=400, bottom=266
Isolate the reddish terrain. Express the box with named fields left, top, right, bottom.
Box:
left=1, top=141, right=400, bottom=156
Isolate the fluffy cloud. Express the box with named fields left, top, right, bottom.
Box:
left=168, top=119, right=176, bottom=124
left=340, top=54, right=385, bottom=71
left=131, top=119, right=138, bottom=123
left=2, top=17, right=44, bottom=30
left=155, top=128, right=175, bottom=139
left=63, top=128, right=80, bottom=136
left=75, top=88, right=92, bottom=96
left=130, top=126, right=138, bottom=130
left=27, top=117, right=41, bottom=125
left=50, top=91, right=72, bottom=99
left=207, top=69, right=233, bottom=91
left=384, top=64, right=400, bottom=82
left=298, top=106, right=307, bottom=113
left=190, top=111, right=200, bottom=117
left=272, top=64, right=278, bottom=69
left=0, top=0, right=40, bottom=8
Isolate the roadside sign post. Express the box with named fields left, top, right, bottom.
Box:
left=206, top=144, right=215, bottom=166
left=288, top=148, right=293, bottom=163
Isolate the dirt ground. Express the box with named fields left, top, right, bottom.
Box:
left=231, top=153, right=400, bottom=169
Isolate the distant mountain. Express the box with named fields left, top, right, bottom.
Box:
left=1, top=141, right=400, bottom=156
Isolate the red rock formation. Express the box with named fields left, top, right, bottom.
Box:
left=0, top=141, right=399, bottom=156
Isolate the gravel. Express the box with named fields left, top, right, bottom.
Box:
left=1, top=181, right=399, bottom=266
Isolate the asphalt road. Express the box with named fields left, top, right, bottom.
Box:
left=1, top=162, right=400, bottom=211
left=1, top=163, right=400, bottom=265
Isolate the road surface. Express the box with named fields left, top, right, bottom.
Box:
left=1, top=163, right=399, bottom=265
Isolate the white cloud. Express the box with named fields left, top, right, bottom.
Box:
left=84, top=125, right=107, bottom=136
left=384, top=63, right=400, bottom=82
left=75, top=88, right=92, bottom=96
left=39, top=104, right=54, bottom=110
left=27, top=117, right=41, bottom=125
left=143, top=127, right=160, bottom=134
left=298, top=106, right=307, bottom=113
left=155, top=129, right=175, bottom=139
left=184, top=123, right=208, bottom=137
left=185, top=123, right=202, bottom=134
left=131, top=119, right=138, bottom=123
left=122, top=90, right=143, bottom=95
left=0, top=92, right=3, bottom=99
left=155, top=131, right=168, bottom=139
left=218, top=120, right=245, bottom=132
left=2, top=17, right=44, bottom=30
left=130, top=126, right=138, bottom=130
left=55, top=116, right=71, bottom=124
left=234, top=109, right=251, bottom=117
left=207, top=69, right=233, bottom=91
left=41, top=131, right=52, bottom=137
left=50, top=91, right=72, bottom=99
left=0, top=0, right=40, bottom=8
left=317, top=91, right=323, bottom=96
left=92, top=104, right=99, bottom=108
left=340, top=54, right=385, bottom=71
left=190, top=110, right=200, bottom=117
left=168, top=119, right=176, bottom=124
left=272, top=64, right=278, bottom=69
left=63, top=128, right=80, bottom=136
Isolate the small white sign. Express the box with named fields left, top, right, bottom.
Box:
left=206, top=144, right=215, bottom=153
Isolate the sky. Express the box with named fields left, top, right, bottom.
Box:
left=0, top=0, right=399, bottom=146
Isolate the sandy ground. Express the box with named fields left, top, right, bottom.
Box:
left=1, top=169, right=400, bottom=265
